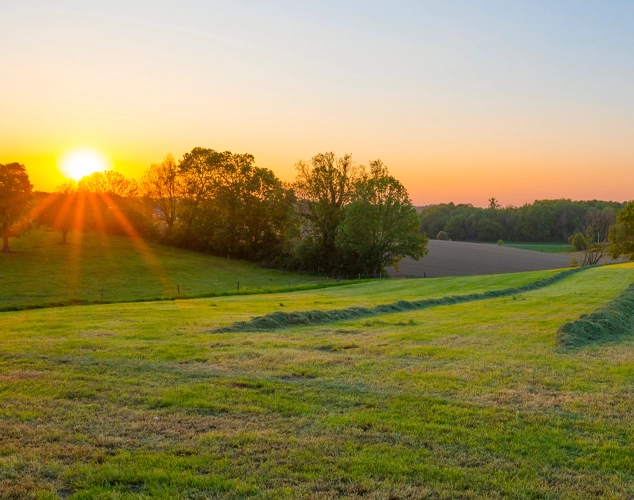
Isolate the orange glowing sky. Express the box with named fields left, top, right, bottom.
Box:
left=2, top=1, right=633, bottom=207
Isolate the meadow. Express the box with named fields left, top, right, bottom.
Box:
left=0, top=230, right=328, bottom=311
left=502, top=243, right=574, bottom=253
left=1, top=256, right=634, bottom=498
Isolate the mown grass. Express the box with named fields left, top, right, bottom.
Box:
left=0, top=230, right=328, bottom=311
left=215, top=268, right=584, bottom=333
left=502, top=243, right=574, bottom=253
left=1, top=263, right=634, bottom=497
left=557, top=280, right=634, bottom=350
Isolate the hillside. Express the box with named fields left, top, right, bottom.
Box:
left=1, top=263, right=634, bottom=497
left=0, top=230, right=324, bottom=311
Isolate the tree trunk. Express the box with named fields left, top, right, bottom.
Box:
left=2, top=235, right=9, bottom=253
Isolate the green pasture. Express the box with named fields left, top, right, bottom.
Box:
left=1, top=263, right=634, bottom=497
left=0, top=230, right=327, bottom=311
left=502, top=242, right=574, bottom=253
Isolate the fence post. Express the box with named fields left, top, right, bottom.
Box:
left=237, top=281, right=239, bottom=292
left=101, top=288, right=104, bottom=302
left=177, top=284, right=180, bottom=295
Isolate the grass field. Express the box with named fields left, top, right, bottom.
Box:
left=2, top=262, right=634, bottom=498
left=0, top=230, right=328, bottom=311
left=502, top=243, right=574, bottom=253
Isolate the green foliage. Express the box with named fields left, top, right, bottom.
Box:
left=609, top=200, right=634, bottom=260
left=497, top=239, right=503, bottom=245
left=569, top=232, right=588, bottom=251
left=173, top=148, right=294, bottom=261
left=0, top=162, right=33, bottom=252
left=336, top=160, right=428, bottom=274
left=519, top=204, right=556, bottom=241
left=292, top=152, right=362, bottom=272
left=420, top=199, right=622, bottom=243
left=477, top=218, right=504, bottom=241
left=436, top=230, right=450, bottom=240
left=444, top=215, right=466, bottom=240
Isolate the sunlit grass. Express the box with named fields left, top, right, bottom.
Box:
left=0, top=229, right=328, bottom=311
left=1, top=264, right=633, bottom=497
left=502, top=242, right=574, bottom=253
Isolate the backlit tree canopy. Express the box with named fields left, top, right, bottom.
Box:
left=0, top=162, right=33, bottom=252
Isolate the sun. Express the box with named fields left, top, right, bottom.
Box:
left=59, top=148, right=110, bottom=181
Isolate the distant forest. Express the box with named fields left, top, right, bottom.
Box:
left=420, top=199, right=624, bottom=243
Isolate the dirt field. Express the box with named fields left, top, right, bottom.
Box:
left=389, top=240, right=577, bottom=277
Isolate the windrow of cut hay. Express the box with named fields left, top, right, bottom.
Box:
left=557, top=282, right=634, bottom=350
left=212, top=268, right=585, bottom=333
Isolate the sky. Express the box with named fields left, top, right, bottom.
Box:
left=1, top=0, right=633, bottom=207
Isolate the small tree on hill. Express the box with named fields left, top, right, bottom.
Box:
left=0, top=163, right=33, bottom=252
left=579, top=208, right=614, bottom=266
left=569, top=232, right=587, bottom=251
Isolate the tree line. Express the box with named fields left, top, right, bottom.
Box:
left=421, top=198, right=623, bottom=244
left=3, top=154, right=634, bottom=270
left=0, top=150, right=427, bottom=275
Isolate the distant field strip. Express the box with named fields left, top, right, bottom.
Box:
left=213, top=267, right=585, bottom=333
left=557, top=281, right=634, bottom=350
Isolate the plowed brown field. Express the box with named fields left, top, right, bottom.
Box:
left=389, top=240, right=602, bottom=277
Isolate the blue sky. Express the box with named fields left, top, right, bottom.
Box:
left=2, top=1, right=633, bottom=204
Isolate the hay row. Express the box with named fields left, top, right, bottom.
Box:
left=212, top=268, right=585, bottom=333
left=557, top=282, right=634, bottom=350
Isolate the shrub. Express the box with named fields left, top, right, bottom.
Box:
left=497, top=239, right=503, bottom=246
left=436, top=231, right=450, bottom=240
left=569, top=232, right=588, bottom=251
left=569, top=257, right=579, bottom=268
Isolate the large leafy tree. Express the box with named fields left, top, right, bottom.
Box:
left=188, top=151, right=293, bottom=259
left=609, top=201, right=634, bottom=260
left=337, top=160, right=428, bottom=274
left=177, top=148, right=227, bottom=229
left=0, top=163, right=33, bottom=252
left=293, top=152, right=362, bottom=272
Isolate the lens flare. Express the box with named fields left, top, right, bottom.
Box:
left=59, top=148, right=110, bottom=181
